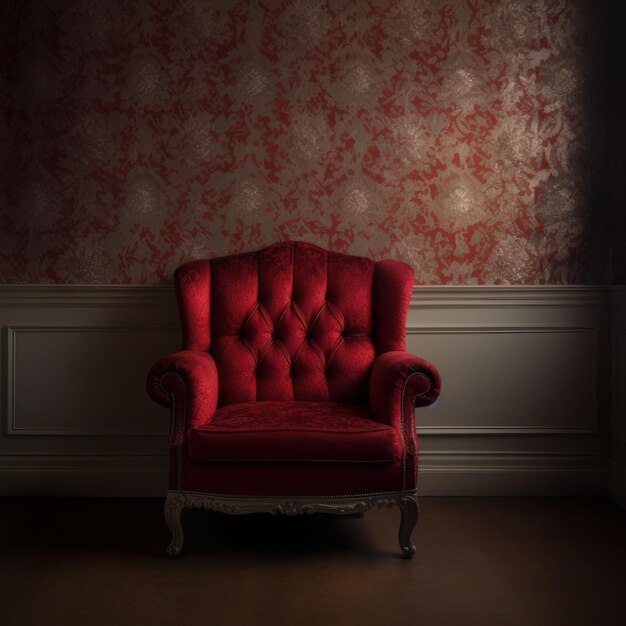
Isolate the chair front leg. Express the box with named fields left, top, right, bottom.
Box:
left=397, top=493, right=419, bottom=558
left=164, top=492, right=185, bottom=557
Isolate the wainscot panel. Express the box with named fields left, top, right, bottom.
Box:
left=0, top=285, right=610, bottom=496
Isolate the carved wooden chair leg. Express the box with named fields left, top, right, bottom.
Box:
left=397, top=494, right=419, bottom=558
left=164, top=492, right=185, bottom=557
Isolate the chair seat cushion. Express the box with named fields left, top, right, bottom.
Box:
left=187, top=401, right=401, bottom=463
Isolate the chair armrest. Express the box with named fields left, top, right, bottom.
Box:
left=369, top=351, right=441, bottom=490
left=147, top=350, right=218, bottom=429
left=147, top=350, right=218, bottom=490
left=369, top=350, right=441, bottom=435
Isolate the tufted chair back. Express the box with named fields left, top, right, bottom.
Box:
left=175, top=241, right=414, bottom=406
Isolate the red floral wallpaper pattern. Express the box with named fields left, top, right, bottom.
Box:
left=1, top=0, right=596, bottom=284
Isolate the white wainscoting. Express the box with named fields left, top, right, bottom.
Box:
left=0, top=285, right=611, bottom=496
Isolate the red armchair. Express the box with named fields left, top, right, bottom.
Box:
left=147, top=241, right=441, bottom=557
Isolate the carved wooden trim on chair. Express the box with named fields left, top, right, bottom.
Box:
left=165, top=489, right=420, bottom=558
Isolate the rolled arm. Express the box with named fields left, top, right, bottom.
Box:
left=147, top=350, right=218, bottom=429
left=147, top=350, right=218, bottom=491
left=369, top=351, right=441, bottom=490
left=369, top=350, right=441, bottom=434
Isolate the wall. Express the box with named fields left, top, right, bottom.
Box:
left=0, top=284, right=609, bottom=496
left=611, top=288, right=626, bottom=507
left=606, top=2, right=626, bottom=508
left=1, top=0, right=600, bottom=285
left=0, top=1, right=620, bottom=499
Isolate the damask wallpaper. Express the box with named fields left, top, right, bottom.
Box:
left=0, top=0, right=604, bottom=284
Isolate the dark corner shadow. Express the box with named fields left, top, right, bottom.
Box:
left=587, top=1, right=626, bottom=284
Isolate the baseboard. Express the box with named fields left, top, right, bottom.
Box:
left=419, top=453, right=609, bottom=496
left=0, top=453, right=608, bottom=497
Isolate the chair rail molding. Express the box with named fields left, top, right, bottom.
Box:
left=0, top=284, right=612, bottom=497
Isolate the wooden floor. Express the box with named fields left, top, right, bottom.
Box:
left=0, top=497, right=624, bottom=626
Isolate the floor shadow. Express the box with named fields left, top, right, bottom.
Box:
left=181, top=508, right=396, bottom=559
left=0, top=498, right=397, bottom=560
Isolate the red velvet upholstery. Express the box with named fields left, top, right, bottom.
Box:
left=147, top=350, right=219, bottom=488
left=180, top=458, right=405, bottom=497
left=369, top=352, right=442, bottom=490
left=187, top=401, right=401, bottom=463
left=208, top=242, right=377, bottom=406
left=147, top=241, right=441, bottom=497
